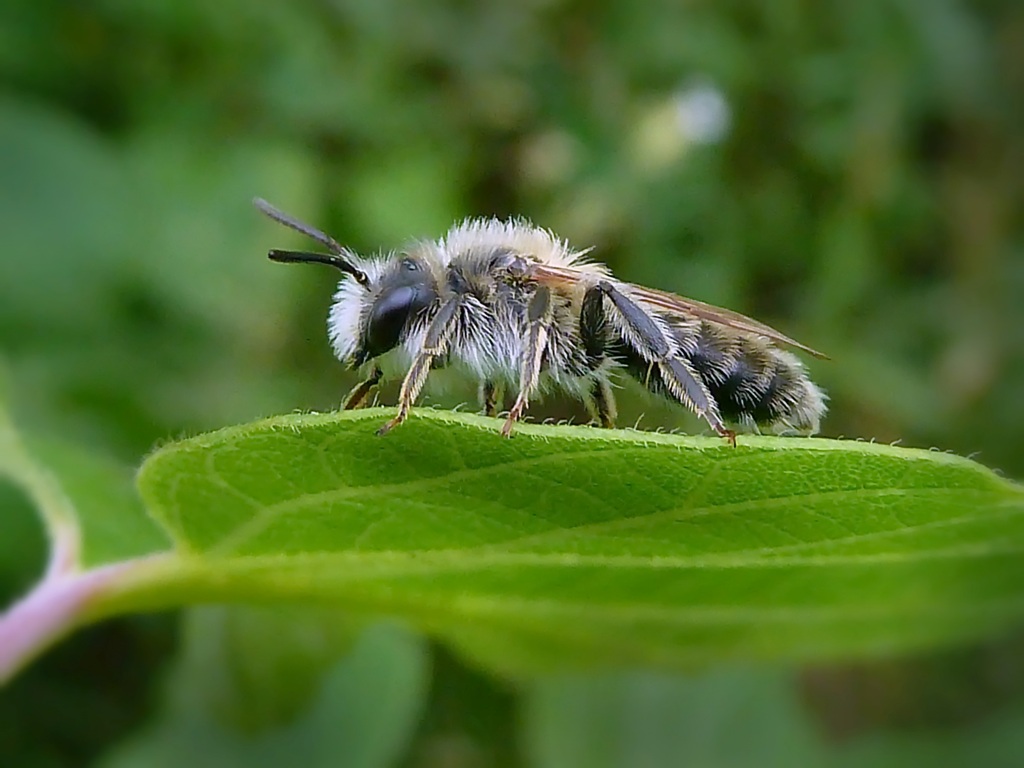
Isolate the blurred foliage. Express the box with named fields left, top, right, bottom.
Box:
left=98, top=617, right=430, bottom=768
left=1, top=0, right=1022, bottom=766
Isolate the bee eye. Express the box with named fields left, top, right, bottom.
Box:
left=360, top=269, right=437, bottom=360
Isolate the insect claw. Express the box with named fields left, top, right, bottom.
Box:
left=376, top=415, right=404, bottom=436
left=501, top=397, right=527, bottom=438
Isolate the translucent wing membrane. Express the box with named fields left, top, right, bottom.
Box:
left=532, top=264, right=827, bottom=359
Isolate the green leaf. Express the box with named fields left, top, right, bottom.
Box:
left=173, top=606, right=376, bottom=731
left=524, top=667, right=824, bottom=768
left=0, top=406, right=169, bottom=571
left=524, top=665, right=1024, bottom=768
left=0, top=97, right=137, bottom=329
left=114, top=408, right=1024, bottom=675
left=829, top=706, right=1024, bottom=768
left=0, top=480, right=47, bottom=601
left=21, top=435, right=170, bottom=567
left=99, top=619, right=429, bottom=768
left=0, top=396, right=170, bottom=679
left=5, top=406, right=1024, bottom=681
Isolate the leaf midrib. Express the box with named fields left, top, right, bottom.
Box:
left=114, top=554, right=1024, bottom=625
left=199, top=485, right=1012, bottom=558
left=174, top=510, right=1024, bottom=575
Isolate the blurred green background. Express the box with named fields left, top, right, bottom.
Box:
left=1, top=0, right=1022, bottom=766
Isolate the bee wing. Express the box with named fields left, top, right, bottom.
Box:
left=532, top=264, right=828, bottom=359
left=529, top=263, right=590, bottom=288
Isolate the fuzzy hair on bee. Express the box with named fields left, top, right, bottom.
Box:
left=255, top=198, right=827, bottom=443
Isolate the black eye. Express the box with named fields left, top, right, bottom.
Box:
left=362, top=279, right=437, bottom=360
left=401, top=258, right=421, bottom=273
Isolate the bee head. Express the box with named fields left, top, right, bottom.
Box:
left=349, top=255, right=438, bottom=365
left=255, top=197, right=443, bottom=367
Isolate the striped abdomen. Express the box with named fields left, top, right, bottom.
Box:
left=679, top=322, right=826, bottom=434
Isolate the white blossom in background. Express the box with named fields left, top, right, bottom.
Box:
left=674, top=79, right=731, bottom=145
left=631, top=78, right=731, bottom=173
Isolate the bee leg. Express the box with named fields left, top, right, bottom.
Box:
left=590, top=378, right=618, bottom=428
left=481, top=380, right=503, bottom=418
left=502, top=286, right=553, bottom=437
left=595, top=281, right=729, bottom=442
left=377, top=298, right=461, bottom=436
left=659, top=360, right=733, bottom=443
left=343, top=365, right=382, bottom=410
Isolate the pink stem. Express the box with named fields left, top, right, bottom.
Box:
left=0, top=564, right=126, bottom=685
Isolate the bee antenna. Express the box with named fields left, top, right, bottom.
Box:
left=254, top=198, right=346, bottom=253
left=266, top=250, right=370, bottom=287
left=254, top=198, right=369, bottom=287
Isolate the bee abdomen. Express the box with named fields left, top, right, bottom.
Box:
left=682, top=323, right=826, bottom=435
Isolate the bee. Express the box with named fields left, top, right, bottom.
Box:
left=255, top=198, right=827, bottom=443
